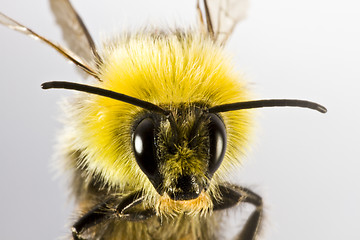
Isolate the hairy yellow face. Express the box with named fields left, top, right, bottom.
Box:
left=60, top=32, right=252, bottom=214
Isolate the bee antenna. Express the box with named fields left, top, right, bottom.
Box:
left=208, top=99, right=327, bottom=113
left=41, top=81, right=169, bottom=115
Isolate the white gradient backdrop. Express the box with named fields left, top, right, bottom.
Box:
left=0, top=0, right=359, bottom=239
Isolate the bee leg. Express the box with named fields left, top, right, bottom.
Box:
left=71, top=197, right=116, bottom=240
left=214, top=185, right=263, bottom=240
left=71, top=191, right=155, bottom=240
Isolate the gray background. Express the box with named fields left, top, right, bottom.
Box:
left=0, top=0, right=359, bottom=239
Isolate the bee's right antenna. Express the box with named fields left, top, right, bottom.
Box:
left=41, top=81, right=169, bottom=115
left=42, top=81, right=182, bottom=140
left=208, top=99, right=327, bottom=113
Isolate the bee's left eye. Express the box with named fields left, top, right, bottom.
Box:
left=132, top=118, right=158, bottom=177
left=208, top=113, right=227, bottom=175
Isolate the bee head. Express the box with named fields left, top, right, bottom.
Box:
left=132, top=105, right=226, bottom=201
left=42, top=81, right=326, bottom=202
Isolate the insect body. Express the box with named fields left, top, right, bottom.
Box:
left=0, top=0, right=326, bottom=239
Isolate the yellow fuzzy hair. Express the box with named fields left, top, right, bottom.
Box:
left=61, top=32, right=252, bottom=212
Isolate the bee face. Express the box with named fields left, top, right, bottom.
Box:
left=132, top=105, right=226, bottom=200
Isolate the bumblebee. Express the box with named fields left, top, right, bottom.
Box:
left=0, top=0, right=326, bottom=239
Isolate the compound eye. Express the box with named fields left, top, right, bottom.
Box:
left=132, top=118, right=157, bottom=176
left=208, top=113, right=227, bottom=175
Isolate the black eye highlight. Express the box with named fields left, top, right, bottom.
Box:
left=132, top=118, right=158, bottom=177
left=208, top=113, right=227, bottom=175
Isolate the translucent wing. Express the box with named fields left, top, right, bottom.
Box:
left=0, top=12, right=99, bottom=80
left=197, top=0, right=249, bottom=45
left=49, top=0, right=101, bottom=70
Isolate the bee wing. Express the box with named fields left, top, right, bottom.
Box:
left=0, top=12, right=99, bottom=80
left=197, top=0, right=249, bottom=45
left=49, top=0, right=101, bottom=70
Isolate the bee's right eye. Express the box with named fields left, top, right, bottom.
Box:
left=132, top=118, right=158, bottom=177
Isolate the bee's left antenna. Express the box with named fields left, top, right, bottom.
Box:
left=208, top=99, right=327, bottom=114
